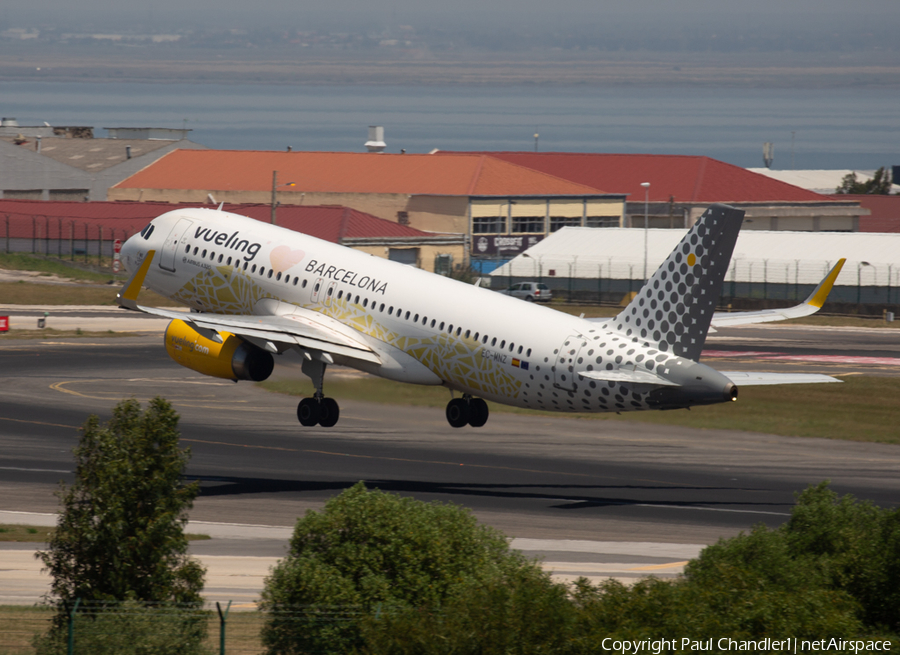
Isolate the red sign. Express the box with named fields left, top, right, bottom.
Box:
left=0, top=316, right=8, bottom=332
left=113, top=239, right=122, bottom=254
left=112, top=259, right=121, bottom=274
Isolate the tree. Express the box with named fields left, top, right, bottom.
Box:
left=37, top=397, right=205, bottom=618
left=835, top=167, right=893, bottom=194
left=259, top=482, right=552, bottom=654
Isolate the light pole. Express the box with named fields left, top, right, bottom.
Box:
left=270, top=171, right=295, bottom=225
left=640, top=182, right=650, bottom=282
left=857, top=261, right=872, bottom=305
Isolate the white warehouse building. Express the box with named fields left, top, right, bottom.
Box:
left=491, top=226, right=900, bottom=307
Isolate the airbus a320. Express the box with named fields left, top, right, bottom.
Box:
left=118, top=204, right=844, bottom=428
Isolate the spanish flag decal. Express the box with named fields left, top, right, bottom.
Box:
left=512, top=359, right=529, bottom=370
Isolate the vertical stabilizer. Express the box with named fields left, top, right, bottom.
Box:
left=611, top=204, right=744, bottom=361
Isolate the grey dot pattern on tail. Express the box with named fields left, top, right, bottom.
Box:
left=612, top=205, right=743, bottom=362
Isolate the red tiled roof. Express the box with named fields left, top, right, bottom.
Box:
left=112, top=150, right=605, bottom=197
left=437, top=152, right=827, bottom=203
left=0, top=200, right=435, bottom=241
left=828, top=194, right=900, bottom=233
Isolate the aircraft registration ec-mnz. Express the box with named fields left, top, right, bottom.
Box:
left=118, top=204, right=845, bottom=429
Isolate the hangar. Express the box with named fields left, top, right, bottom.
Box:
left=107, top=149, right=627, bottom=266
left=492, top=226, right=900, bottom=308
left=439, top=152, right=868, bottom=233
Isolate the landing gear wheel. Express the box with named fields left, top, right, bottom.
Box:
left=468, top=398, right=489, bottom=428
left=319, top=397, right=340, bottom=428
left=446, top=398, right=470, bottom=428
left=297, top=398, right=321, bottom=426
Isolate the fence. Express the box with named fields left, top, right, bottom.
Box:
left=0, top=213, right=143, bottom=262
left=0, top=601, right=265, bottom=655
left=487, top=258, right=900, bottom=309
left=0, top=601, right=406, bottom=655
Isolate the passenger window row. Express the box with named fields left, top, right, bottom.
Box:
left=185, top=243, right=308, bottom=288
left=185, top=242, right=532, bottom=358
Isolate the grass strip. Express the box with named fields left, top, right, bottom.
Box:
left=0, top=281, right=178, bottom=307
left=259, top=375, right=900, bottom=445
left=0, top=253, right=118, bottom=283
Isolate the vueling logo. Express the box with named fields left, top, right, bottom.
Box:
left=170, top=334, right=209, bottom=355
left=194, top=227, right=261, bottom=261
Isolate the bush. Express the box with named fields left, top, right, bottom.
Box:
left=259, top=482, right=553, bottom=654
left=568, top=482, right=900, bottom=650
left=358, top=564, right=575, bottom=655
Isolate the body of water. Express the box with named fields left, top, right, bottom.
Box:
left=2, top=81, right=898, bottom=170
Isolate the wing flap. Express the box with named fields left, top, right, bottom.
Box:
left=721, top=371, right=842, bottom=386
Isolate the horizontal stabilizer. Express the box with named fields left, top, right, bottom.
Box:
left=721, top=371, right=842, bottom=386
left=579, top=366, right=679, bottom=387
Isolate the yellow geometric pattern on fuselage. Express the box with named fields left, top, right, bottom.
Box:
left=174, top=267, right=521, bottom=399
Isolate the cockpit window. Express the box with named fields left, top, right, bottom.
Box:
left=139, top=223, right=155, bottom=240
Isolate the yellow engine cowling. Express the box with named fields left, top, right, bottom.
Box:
left=164, top=319, right=274, bottom=382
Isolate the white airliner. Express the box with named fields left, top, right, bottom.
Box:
left=118, top=204, right=844, bottom=428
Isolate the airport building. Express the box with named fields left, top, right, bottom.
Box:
left=440, top=152, right=868, bottom=233
left=107, top=150, right=628, bottom=268
left=492, top=226, right=900, bottom=310
left=0, top=119, right=206, bottom=202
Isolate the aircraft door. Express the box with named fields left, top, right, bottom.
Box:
left=553, top=335, right=585, bottom=392
left=159, top=218, right=193, bottom=272
left=323, top=281, right=337, bottom=307
left=310, top=277, right=325, bottom=303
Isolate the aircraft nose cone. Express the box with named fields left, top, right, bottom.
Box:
left=120, top=234, right=143, bottom=274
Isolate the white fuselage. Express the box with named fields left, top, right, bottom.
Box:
left=124, top=208, right=727, bottom=414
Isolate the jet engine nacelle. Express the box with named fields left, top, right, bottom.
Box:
left=164, top=319, right=274, bottom=382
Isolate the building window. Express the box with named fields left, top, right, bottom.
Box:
left=473, top=215, right=506, bottom=234
left=550, top=217, right=581, bottom=232
left=586, top=216, right=620, bottom=228
left=512, top=216, right=545, bottom=233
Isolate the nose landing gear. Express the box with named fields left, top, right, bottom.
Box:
left=445, top=395, right=489, bottom=428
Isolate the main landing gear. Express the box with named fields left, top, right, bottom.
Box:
left=445, top=394, right=489, bottom=428
left=296, top=354, right=341, bottom=428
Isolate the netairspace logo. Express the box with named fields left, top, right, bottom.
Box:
left=600, top=637, right=894, bottom=653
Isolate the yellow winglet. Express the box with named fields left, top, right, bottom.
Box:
left=117, top=249, right=156, bottom=310
left=805, top=258, right=846, bottom=308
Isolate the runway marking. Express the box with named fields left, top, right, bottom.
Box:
left=0, top=466, right=71, bottom=474
left=48, top=380, right=254, bottom=409
left=629, top=561, right=688, bottom=571
left=125, top=378, right=234, bottom=387
left=0, top=415, right=79, bottom=430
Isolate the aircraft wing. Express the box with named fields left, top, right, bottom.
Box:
left=709, top=258, right=845, bottom=329
left=720, top=371, right=842, bottom=386
left=116, top=251, right=379, bottom=364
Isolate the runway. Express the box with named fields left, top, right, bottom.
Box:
left=1, top=318, right=898, bottom=604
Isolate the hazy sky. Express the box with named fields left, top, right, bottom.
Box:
left=5, top=0, right=899, bottom=37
